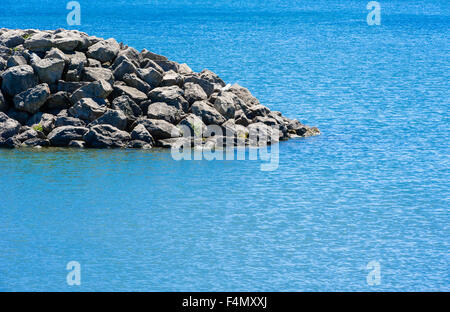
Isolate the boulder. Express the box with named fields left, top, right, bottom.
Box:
left=160, top=70, right=183, bottom=87
left=213, top=92, right=237, bottom=119
left=48, top=126, right=89, bottom=146
left=6, top=55, right=27, bottom=68
left=13, top=83, right=51, bottom=114
left=0, top=136, right=21, bottom=148
left=228, top=83, right=260, bottom=109
left=23, top=35, right=54, bottom=52
left=147, top=102, right=184, bottom=124
left=244, top=104, right=270, bottom=120
left=184, top=82, right=207, bottom=104
left=26, top=112, right=55, bottom=134
left=15, top=128, right=39, bottom=142
left=57, top=80, right=88, bottom=93
left=130, top=124, right=154, bottom=144
left=111, top=95, right=142, bottom=124
left=68, top=140, right=85, bottom=148
left=83, top=67, right=114, bottom=85
left=0, top=112, right=21, bottom=139
left=113, top=58, right=137, bottom=80
left=22, top=137, right=50, bottom=147
left=53, top=37, right=83, bottom=52
left=45, top=91, right=71, bottom=110
left=55, top=116, right=86, bottom=128
left=45, top=47, right=69, bottom=64
left=69, top=98, right=107, bottom=122
left=127, top=140, right=152, bottom=149
left=148, top=86, right=188, bottom=112
left=90, top=109, right=127, bottom=130
left=156, top=137, right=192, bottom=149
left=122, top=73, right=151, bottom=94
left=133, top=118, right=181, bottom=140
left=178, top=114, right=207, bottom=137
left=1, top=65, right=38, bottom=97
left=86, top=38, right=120, bottom=63
left=136, top=67, right=163, bottom=88
left=70, top=80, right=113, bottom=103
left=111, top=84, right=147, bottom=103
left=140, top=49, right=168, bottom=61
left=30, top=56, right=65, bottom=84
left=84, top=124, right=131, bottom=148
left=191, top=100, right=226, bottom=125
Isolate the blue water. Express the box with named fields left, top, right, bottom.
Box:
left=1, top=0, right=449, bottom=291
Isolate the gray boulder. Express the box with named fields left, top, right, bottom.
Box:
left=84, top=124, right=130, bottom=148
left=68, top=140, right=85, bottom=148
left=244, top=104, right=270, bottom=119
left=69, top=98, right=107, bottom=122
left=160, top=70, right=183, bottom=87
left=55, top=116, right=86, bottom=128
left=48, top=126, right=89, bottom=146
left=83, top=67, right=114, bottom=85
left=13, top=83, right=51, bottom=114
left=70, top=80, right=113, bottom=103
left=57, top=80, right=89, bottom=93
left=0, top=112, right=21, bottom=139
left=148, top=86, right=189, bottom=112
left=213, top=92, right=237, bottom=119
left=127, top=140, right=152, bottom=149
left=191, top=100, right=226, bottom=125
left=45, top=91, right=71, bottom=110
left=26, top=112, right=55, bottom=134
left=178, top=114, right=207, bottom=137
left=45, top=47, right=69, bottom=64
left=6, top=55, right=27, bottom=68
left=184, top=82, right=207, bottom=104
left=122, top=73, right=151, bottom=94
left=112, top=84, right=147, bottom=103
left=130, top=124, right=154, bottom=144
left=1, top=65, right=38, bottom=97
left=86, top=38, right=120, bottom=63
left=111, top=95, right=142, bottom=124
left=31, top=56, right=65, bottom=84
left=147, top=102, right=184, bottom=124
left=90, top=109, right=127, bottom=130
left=133, top=118, right=181, bottom=140
left=136, top=67, right=163, bottom=88
left=23, top=35, right=54, bottom=52
left=22, top=137, right=50, bottom=147
left=113, top=58, right=137, bottom=80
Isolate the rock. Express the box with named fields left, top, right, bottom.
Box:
left=111, top=95, right=142, bottom=125
left=55, top=116, right=86, bottom=127
left=1, top=65, right=38, bottom=97
left=53, top=37, right=82, bottom=52
left=83, top=67, right=114, bottom=85
left=45, top=47, right=69, bottom=64
left=0, top=30, right=25, bottom=48
left=156, top=137, right=192, bottom=149
left=148, top=86, right=189, bottom=112
left=127, top=140, right=152, bottom=149
left=184, top=74, right=215, bottom=97
left=113, top=58, right=137, bottom=80
left=68, top=140, right=85, bottom=148
left=23, top=35, right=53, bottom=52
left=57, top=80, right=88, bottom=93
left=87, top=58, right=101, bottom=68
left=229, top=83, right=260, bottom=109
left=133, top=118, right=181, bottom=140
left=111, top=84, right=147, bottom=103
left=22, top=137, right=50, bottom=147
left=244, top=104, right=270, bottom=120
left=26, top=112, right=55, bottom=134
left=130, top=124, right=154, bottom=144
left=178, top=114, right=207, bottom=137
left=13, top=83, right=51, bottom=114
left=0, top=136, right=21, bottom=148
left=213, top=92, right=237, bottom=119
left=69, top=98, right=107, bottom=122
left=90, top=109, right=127, bottom=130
left=15, top=128, right=39, bottom=142
left=160, top=70, right=183, bottom=87
left=184, top=82, right=207, bottom=104
left=45, top=91, right=71, bottom=110
left=7, top=55, right=27, bottom=68
left=191, top=100, right=226, bottom=125
left=31, top=56, right=65, bottom=84
left=0, top=111, right=21, bottom=139
left=0, top=90, right=7, bottom=112
left=6, top=108, right=29, bottom=125
left=178, top=63, right=193, bottom=75
left=0, top=58, right=6, bottom=71
left=140, top=49, right=168, bottom=61
left=48, top=126, right=89, bottom=146
left=154, top=60, right=180, bottom=72
left=70, top=80, right=113, bottom=103
left=221, top=119, right=249, bottom=139
left=248, top=122, right=278, bottom=145
left=84, top=124, right=130, bottom=148
left=122, top=73, right=151, bottom=94
left=235, top=111, right=251, bottom=127
left=136, top=67, right=163, bottom=88
left=87, top=38, right=120, bottom=63
left=147, top=102, right=184, bottom=124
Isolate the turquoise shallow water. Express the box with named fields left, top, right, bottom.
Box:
left=0, top=0, right=449, bottom=291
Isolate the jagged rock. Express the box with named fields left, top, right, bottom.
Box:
left=45, top=91, right=71, bottom=110
left=83, top=67, right=114, bottom=85
left=26, top=112, right=55, bottom=134
left=30, top=56, right=65, bottom=84
left=184, top=74, right=215, bottom=97
left=87, top=38, right=120, bottom=63
left=127, top=140, right=152, bottom=149
left=48, top=126, right=89, bottom=146
left=148, top=86, right=188, bottom=112
left=7, top=55, right=27, bottom=68
left=0, top=58, right=6, bottom=71
left=191, top=100, right=226, bottom=125
left=0, top=112, right=21, bottom=139
left=23, top=35, right=54, bottom=52
left=160, top=70, right=183, bottom=87
left=112, top=84, right=147, bottom=103
left=229, top=83, right=260, bottom=109
left=68, top=140, right=85, bottom=148
left=15, top=128, right=39, bottom=142
left=178, top=63, right=193, bottom=75
left=53, top=37, right=83, bottom=52
left=70, top=80, right=113, bottom=103
left=111, top=95, right=142, bottom=125
left=90, top=109, right=127, bottom=130
left=55, top=116, right=86, bottom=128
left=136, top=67, right=163, bottom=88
left=84, top=124, right=130, bottom=148
left=235, top=111, right=251, bottom=127
left=13, top=83, right=51, bottom=114
left=184, top=82, right=207, bottom=104
left=178, top=114, right=207, bottom=137
left=140, top=49, right=168, bottom=61
left=45, top=47, right=69, bottom=64
left=213, top=92, right=238, bottom=119
left=122, top=73, right=151, bottom=94
left=147, top=102, right=184, bottom=124
left=0, top=136, right=21, bottom=148
left=57, top=80, right=88, bottom=93
left=245, top=104, right=270, bottom=120
left=1, top=65, right=38, bottom=97
left=69, top=98, right=107, bottom=122
left=130, top=124, right=154, bottom=144
left=0, top=30, right=25, bottom=48
left=7, top=108, right=29, bottom=125
left=133, top=118, right=181, bottom=140
left=113, top=58, right=137, bottom=80
left=154, top=60, right=179, bottom=72
left=221, top=119, right=249, bottom=139
left=22, top=137, right=50, bottom=147
left=87, top=58, right=101, bottom=67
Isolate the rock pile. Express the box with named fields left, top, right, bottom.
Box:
left=0, top=28, right=319, bottom=149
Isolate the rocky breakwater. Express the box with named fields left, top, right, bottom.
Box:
left=0, top=28, right=319, bottom=149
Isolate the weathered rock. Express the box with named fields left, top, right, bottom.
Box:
left=130, top=124, right=154, bottom=144
left=31, top=56, right=65, bottom=84
left=147, top=102, right=184, bottom=124
left=148, top=86, right=189, bottom=112
left=229, top=83, right=260, bottom=109
left=133, top=118, right=181, bottom=140
left=140, top=49, right=168, bottom=61
left=90, top=109, right=127, bottom=130
left=191, top=100, right=226, bottom=125
left=0, top=136, right=21, bottom=148
left=70, top=80, right=113, bottom=103
left=83, top=67, right=114, bottom=85
left=160, top=70, right=183, bottom=87
left=48, top=126, right=89, bottom=146
left=111, top=95, right=142, bottom=125
left=7, top=55, right=27, bottom=68
left=87, top=38, right=120, bottom=63
left=0, top=112, right=21, bottom=139
left=45, top=47, right=69, bottom=64
left=57, top=80, right=89, bottom=93
left=0, top=30, right=25, bottom=48
left=23, top=35, right=54, bottom=52
left=53, top=37, right=83, bottom=52
left=68, top=140, right=85, bottom=148
left=113, top=58, right=137, bottom=81
left=213, top=92, right=237, bottom=119
left=127, top=140, right=152, bottom=149
left=55, top=116, right=86, bottom=128
left=26, top=112, right=55, bottom=134
left=178, top=114, right=207, bottom=137
left=84, top=124, right=130, bottom=148
left=15, top=128, right=39, bottom=142
left=111, top=84, right=147, bottom=103
left=45, top=91, right=71, bottom=110
left=69, top=98, right=107, bottom=122
left=156, top=137, right=192, bottom=149
left=136, top=67, right=163, bottom=88
left=6, top=108, right=29, bottom=125
left=122, top=73, right=151, bottom=94
left=1, top=65, right=38, bottom=97
left=13, top=83, right=51, bottom=114
left=244, top=104, right=270, bottom=120
left=184, top=82, right=207, bottom=104
left=248, top=122, right=278, bottom=145
left=22, top=137, right=50, bottom=147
